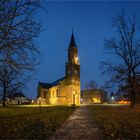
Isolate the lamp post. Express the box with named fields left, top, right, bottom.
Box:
left=110, top=92, right=115, bottom=104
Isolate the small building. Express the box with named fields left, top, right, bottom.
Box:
left=8, top=92, right=29, bottom=104
left=81, top=89, right=107, bottom=104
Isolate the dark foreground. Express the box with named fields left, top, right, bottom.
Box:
left=89, top=104, right=140, bottom=140
left=0, top=105, right=74, bottom=139
left=0, top=104, right=140, bottom=140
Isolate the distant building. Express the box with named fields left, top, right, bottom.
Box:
left=37, top=32, right=80, bottom=105
left=8, top=92, right=29, bottom=104
left=81, top=89, right=107, bottom=104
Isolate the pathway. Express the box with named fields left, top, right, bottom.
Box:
left=50, top=106, right=100, bottom=140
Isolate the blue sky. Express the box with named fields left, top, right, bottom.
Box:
left=24, top=1, right=140, bottom=98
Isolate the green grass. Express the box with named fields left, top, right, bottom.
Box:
left=0, top=105, right=75, bottom=139
left=88, top=105, right=140, bottom=140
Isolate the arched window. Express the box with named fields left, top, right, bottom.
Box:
left=53, top=90, right=54, bottom=98
left=56, top=89, right=59, bottom=97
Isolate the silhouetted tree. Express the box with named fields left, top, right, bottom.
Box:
left=89, top=80, right=97, bottom=90
left=85, top=80, right=97, bottom=90
left=0, top=65, right=26, bottom=106
left=101, top=13, right=140, bottom=108
left=0, top=0, right=45, bottom=106
left=85, top=83, right=89, bottom=90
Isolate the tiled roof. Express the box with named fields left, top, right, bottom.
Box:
left=39, top=77, right=65, bottom=89
left=38, top=82, right=52, bottom=89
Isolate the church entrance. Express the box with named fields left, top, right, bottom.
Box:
left=73, top=94, right=75, bottom=104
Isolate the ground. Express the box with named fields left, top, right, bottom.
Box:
left=0, top=104, right=140, bottom=139
left=89, top=104, right=140, bottom=139
left=50, top=104, right=140, bottom=140
left=0, top=105, right=74, bottom=139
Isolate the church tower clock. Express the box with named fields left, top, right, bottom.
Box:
left=66, top=32, right=80, bottom=83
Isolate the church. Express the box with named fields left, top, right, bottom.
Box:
left=37, top=33, right=80, bottom=105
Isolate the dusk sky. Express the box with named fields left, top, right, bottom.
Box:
left=25, top=1, right=140, bottom=99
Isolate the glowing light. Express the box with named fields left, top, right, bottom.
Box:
left=92, top=98, right=101, bottom=103
left=75, top=57, right=79, bottom=65
left=117, top=100, right=131, bottom=104
left=75, top=57, right=79, bottom=61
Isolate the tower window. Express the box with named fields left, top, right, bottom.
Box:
left=75, top=57, right=79, bottom=64
left=75, top=70, right=77, bottom=74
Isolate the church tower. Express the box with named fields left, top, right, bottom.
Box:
left=66, top=32, right=80, bottom=83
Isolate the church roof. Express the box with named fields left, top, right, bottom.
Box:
left=69, top=32, right=77, bottom=48
left=51, top=77, right=65, bottom=86
left=39, top=82, right=52, bottom=89
left=39, top=77, right=65, bottom=89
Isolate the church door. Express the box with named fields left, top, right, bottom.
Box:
left=73, top=94, right=75, bottom=104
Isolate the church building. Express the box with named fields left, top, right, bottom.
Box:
left=37, top=33, right=80, bottom=105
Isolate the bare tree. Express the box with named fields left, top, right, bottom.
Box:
left=85, top=83, right=89, bottom=90
left=0, top=0, right=45, bottom=106
left=89, top=80, right=97, bottom=90
left=0, top=65, right=26, bottom=106
left=101, top=13, right=140, bottom=108
left=85, top=80, right=97, bottom=90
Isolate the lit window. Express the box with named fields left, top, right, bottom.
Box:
left=57, top=89, right=59, bottom=97
left=53, top=90, right=54, bottom=98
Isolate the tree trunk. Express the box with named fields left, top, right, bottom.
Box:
left=130, top=75, right=137, bottom=108
left=130, top=89, right=135, bottom=108
left=2, top=85, right=6, bottom=106
left=131, top=98, right=134, bottom=108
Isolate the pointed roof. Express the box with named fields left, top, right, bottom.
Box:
left=69, top=32, right=77, bottom=48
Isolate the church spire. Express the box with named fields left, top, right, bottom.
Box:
left=69, top=31, right=77, bottom=48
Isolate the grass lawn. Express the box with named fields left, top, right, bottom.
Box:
left=88, top=104, right=140, bottom=140
left=0, top=105, right=75, bottom=139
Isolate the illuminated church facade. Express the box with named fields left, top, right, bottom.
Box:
left=37, top=33, right=80, bottom=105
